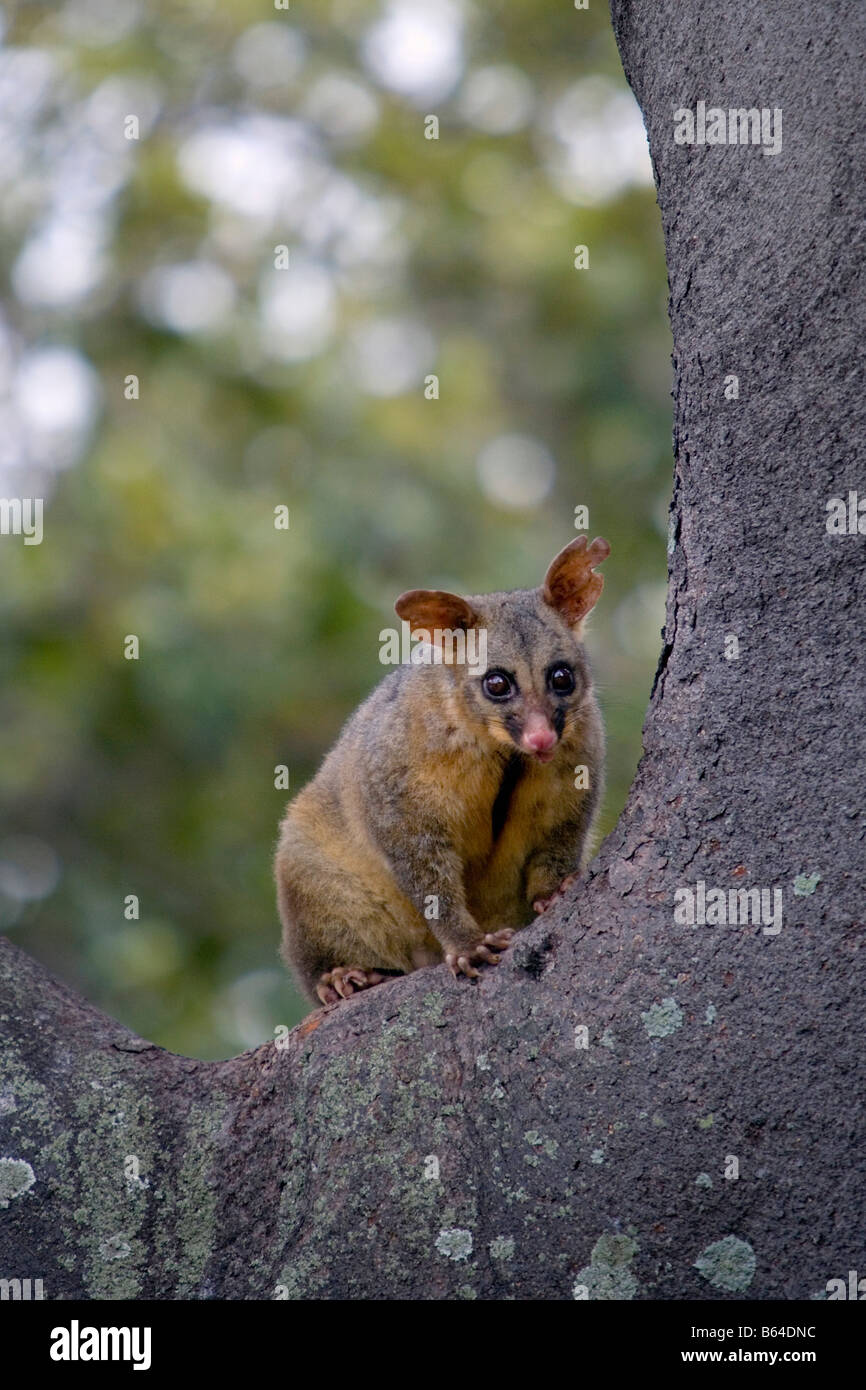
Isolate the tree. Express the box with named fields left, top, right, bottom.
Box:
left=2, top=0, right=863, bottom=1299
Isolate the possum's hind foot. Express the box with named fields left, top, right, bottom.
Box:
left=444, top=929, right=515, bottom=980
left=532, top=873, right=578, bottom=915
left=316, top=966, right=391, bottom=1006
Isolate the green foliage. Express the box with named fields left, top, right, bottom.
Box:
left=0, top=1, right=671, bottom=1057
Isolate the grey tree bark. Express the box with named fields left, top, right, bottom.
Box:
left=2, top=0, right=864, bottom=1299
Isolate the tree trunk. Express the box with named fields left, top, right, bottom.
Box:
left=2, top=0, right=864, bottom=1300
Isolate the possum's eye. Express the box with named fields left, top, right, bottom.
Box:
left=482, top=670, right=514, bottom=701
left=548, top=663, right=575, bottom=695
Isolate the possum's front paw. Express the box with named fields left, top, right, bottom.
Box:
left=532, top=873, right=578, bottom=915
left=445, top=930, right=515, bottom=980
left=316, top=966, right=389, bottom=1006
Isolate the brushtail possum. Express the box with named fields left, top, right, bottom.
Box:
left=276, top=535, right=609, bottom=1005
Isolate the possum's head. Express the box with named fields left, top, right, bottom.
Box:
left=395, top=536, right=609, bottom=763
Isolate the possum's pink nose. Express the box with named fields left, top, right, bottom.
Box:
left=521, top=714, right=557, bottom=758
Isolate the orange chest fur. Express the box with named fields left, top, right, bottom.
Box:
left=413, top=746, right=575, bottom=869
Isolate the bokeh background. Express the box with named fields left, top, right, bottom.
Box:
left=0, top=0, right=671, bottom=1059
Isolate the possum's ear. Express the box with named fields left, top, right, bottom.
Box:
left=542, top=536, right=610, bottom=630
left=395, top=589, right=479, bottom=635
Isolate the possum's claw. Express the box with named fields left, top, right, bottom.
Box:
left=532, top=873, right=578, bottom=915
left=445, top=929, right=515, bottom=981
left=316, top=966, right=388, bottom=1005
